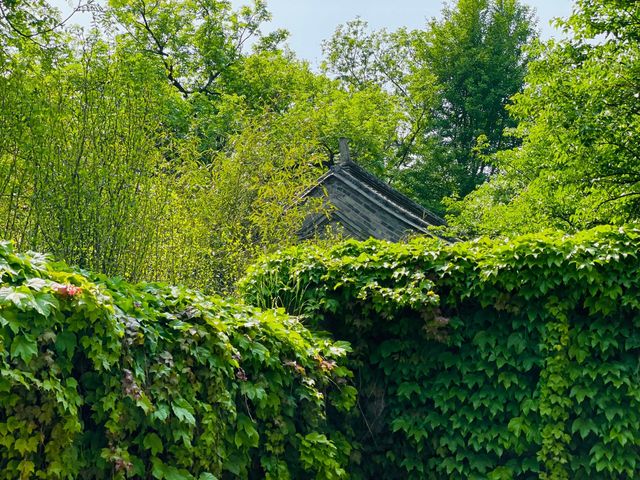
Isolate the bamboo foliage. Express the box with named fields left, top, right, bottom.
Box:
left=1, top=39, right=176, bottom=279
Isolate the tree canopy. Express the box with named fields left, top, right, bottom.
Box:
left=323, top=0, right=536, bottom=213
left=3, top=0, right=638, bottom=287
left=446, top=0, right=640, bottom=237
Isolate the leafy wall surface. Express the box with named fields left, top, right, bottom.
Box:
left=0, top=241, right=354, bottom=479
left=242, top=226, right=640, bottom=479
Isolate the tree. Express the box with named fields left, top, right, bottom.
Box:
left=417, top=0, right=535, bottom=197
left=103, top=0, right=290, bottom=156
left=107, top=0, right=285, bottom=98
left=322, top=20, right=441, bottom=192
left=0, top=35, right=184, bottom=277
left=0, top=0, right=63, bottom=49
left=446, top=0, right=640, bottom=237
left=322, top=1, right=536, bottom=214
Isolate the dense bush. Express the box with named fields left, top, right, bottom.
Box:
left=0, top=241, right=355, bottom=479
left=241, top=225, right=640, bottom=479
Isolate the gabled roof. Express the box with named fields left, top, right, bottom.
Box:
left=336, top=160, right=446, bottom=226
left=299, top=159, right=445, bottom=241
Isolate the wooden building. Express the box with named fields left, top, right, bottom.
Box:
left=299, top=139, right=445, bottom=242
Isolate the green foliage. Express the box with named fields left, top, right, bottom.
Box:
left=0, top=240, right=355, bottom=478
left=0, top=36, right=181, bottom=279
left=448, top=0, right=640, bottom=237
left=0, top=0, right=62, bottom=53
left=242, top=225, right=640, bottom=479
left=322, top=0, right=536, bottom=213
left=107, top=0, right=283, bottom=98
left=419, top=0, right=535, bottom=197
left=0, top=3, right=415, bottom=292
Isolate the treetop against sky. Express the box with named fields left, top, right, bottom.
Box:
left=53, top=0, right=572, bottom=65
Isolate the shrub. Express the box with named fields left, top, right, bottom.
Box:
left=241, top=225, right=640, bottom=479
left=0, top=241, right=355, bottom=479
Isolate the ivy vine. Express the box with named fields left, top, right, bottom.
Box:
left=0, top=240, right=355, bottom=479
left=242, top=225, right=640, bottom=479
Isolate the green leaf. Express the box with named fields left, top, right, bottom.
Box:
left=0, top=286, right=32, bottom=310
left=34, top=293, right=58, bottom=317
left=223, top=454, right=243, bottom=476
left=0, top=310, right=20, bottom=334
left=507, top=333, right=526, bottom=354
left=10, top=334, right=38, bottom=363
left=17, top=460, right=35, bottom=478
left=55, top=331, right=76, bottom=358
left=143, top=433, right=163, bottom=455
left=235, top=413, right=259, bottom=448
left=571, top=418, right=597, bottom=439
left=151, top=457, right=164, bottom=479
left=172, top=399, right=196, bottom=426
left=198, top=474, right=217, bottom=480
left=151, top=457, right=191, bottom=480
left=507, top=416, right=529, bottom=436
left=152, top=403, right=170, bottom=422
left=165, top=467, right=191, bottom=480
left=488, top=466, right=514, bottom=480
left=26, top=277, right=48, bottom=291
left=396, top=382, right=420, bottom=399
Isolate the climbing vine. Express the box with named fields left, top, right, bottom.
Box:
left=538, top=300, right=572, bottom=480
left=0, top=240, right=355, bottom=479
left=242, top=225, right=640, bottom=479
left=4, top=225, right=640, bottom=479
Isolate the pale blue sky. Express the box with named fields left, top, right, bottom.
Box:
left=55, top=0, right=575, bottom=66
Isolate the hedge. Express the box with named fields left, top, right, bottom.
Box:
left=0, top=240, right=355, bottom=479
left=241, top=225, right=640, bottom=479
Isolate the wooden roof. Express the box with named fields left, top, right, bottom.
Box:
left=299, top=159, right=445, bottom=242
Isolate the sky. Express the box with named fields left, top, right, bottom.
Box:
left=54, top=0, right=575, bottom=67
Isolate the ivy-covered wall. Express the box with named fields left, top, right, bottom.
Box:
left=241, top=225, right=640, bottom=479
left=0, top=241, right=355, bottom=479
